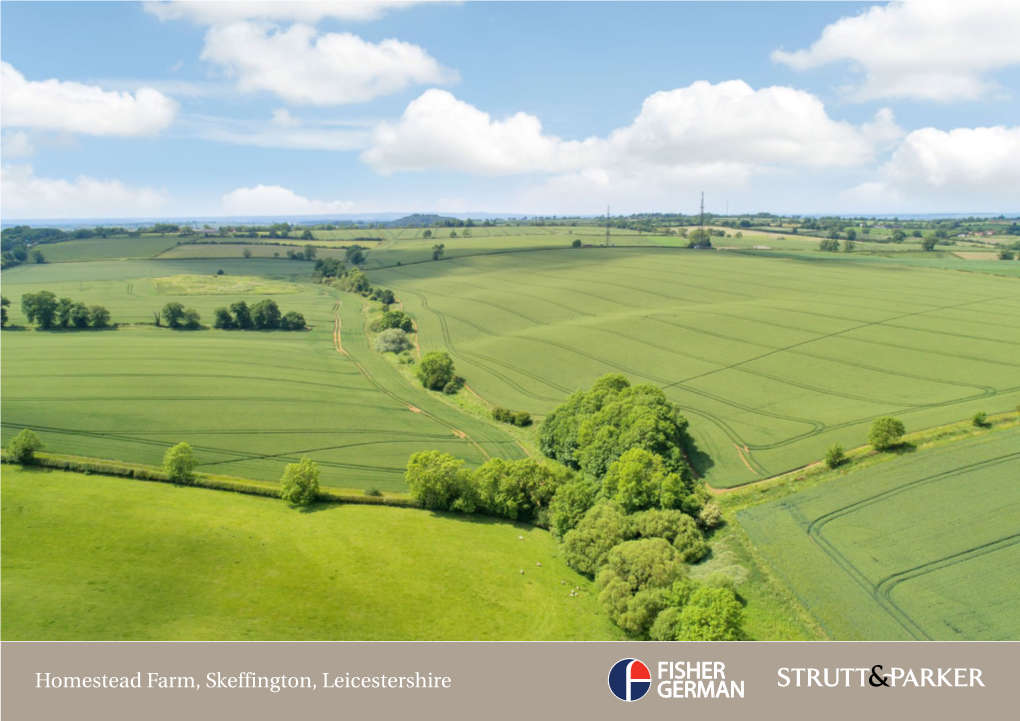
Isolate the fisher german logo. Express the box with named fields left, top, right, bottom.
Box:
left=608, top=659, right=651, bottom=702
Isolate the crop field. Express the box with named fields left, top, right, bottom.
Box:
left=1, top=259, right=525, bottom=491
left=373, top=247, right=1020, bottom=487
left=1, top=466, right=619, bottom=640
left=33, top=235, right=183, bottom=263
left=737, top=429, right=1020, bottom=640
left=156, top=243, right=350, bottom=260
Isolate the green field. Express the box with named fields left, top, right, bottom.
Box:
left=373, top=247, right=1020, bottom=487
left=1, top=466, right=620, bottom=640
left=737, top=429, right=1020, bottom=640
left=1, top=259, right=525, bottom=491
left=34, top=235, right=183, bottom=263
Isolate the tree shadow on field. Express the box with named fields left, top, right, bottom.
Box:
left=685, top=437, right=714, bottom=479
left=887, top=441, right=918, bottom=456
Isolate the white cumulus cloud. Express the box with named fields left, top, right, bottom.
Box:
left=1, top=165, right=169, bottom=218
left=200, top=22, right=457, bottom=105
left=843, top=126, right=1020, bottom=211
left=363, top=81, right=898, bottom=177
left=144, top=1, right=428, bottom=24
left=772, top=1, right=1020, bottom=101
left=0, top=62, right=178, bottom=136
left=221, top=185, right=355, bottom=215
left=1, top=131, right=35, bottom=158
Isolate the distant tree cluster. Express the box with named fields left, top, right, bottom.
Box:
left=492, top=407, right=532, bottom=427
left=818, top=239, right=841, bottom=252
left=20, top=291, right=111, bottom=329
left=159, top=302, right=202, bottom=329
left=211, top=300, right=306, bottom=331
left=686, top=229, right=713, bottom=249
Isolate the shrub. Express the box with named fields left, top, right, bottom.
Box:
left=825, top=443, right=846, bottom=469
left=671, top=517, right=709, bottom=563
left=571, top=239, right=582, bottom=248
left=373, top=328, right=411, bottom=354
left=562, top=503, right=633, bottom=576
left=162, top=442, right=197, bottom=483
left=513, top=411, right=532, bottom=427
left=364, top=487, right=382, bottom=497
left=632, top=509, right=690, bottom=544
left=405, top=450, right=469, bottom=511
left=870, top=416, right=906, bottom=450
left=378, top=310, right=414, bottom=332
left=972, top=411, right=989, bottom=428
left=697, top=502, right=723, bottom=530
left=492, top=407, right=514, bottom=424
left=5, top=429, right=44, bottom=464
left=280, top=458, right=320, bottom=506
left=442, top=379, right=460, bottom=395
left=417, top=351, right=455, bottom=391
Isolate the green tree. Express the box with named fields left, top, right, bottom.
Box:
left=843, top=239, right=856, bottom=252
left=972, top=411, right=989, bottom=428
left=432, top=243, right=446, bottom=260
left=824, top=444, right=846, bottom=468
left=1, top=295, right=9, bottom=327
left=31, top=249, right=46, bottom=263
left=378, top=309, right=414, bottom=332
left=687, top=228, right=712, bottom=248
left=548, top=475, right=597, bottom=538
left=676, top=586, right=744, bottom=641
left=5, top=429, right=44, bottom=464
left=600, top=448, right=695, bottom=514
left=301, top=229, right=314, bottom=241
left=562, top=503, right=634, bottom=576
left=671, top=516, right=709, bottom=563
left=250, top=299, right=281, bottom=329
left=469, top=458, right=565, bottom=522
left=345, top=245, right=366, bottom=265
left=162, top=442, right=197, bottom=483
left=405, top=450, right=469, bottom=511
left=870, top=416, right=906, bottom=451
left=576, top=383, right=691, bottom=482
left=303, top=244, right=317, bottom=261
left=281, top=311, right=306, bottom=330
left=230, top=300, right=252, bottom=329
left=422, top=229, right=433, bottom=239
left=891, top=230, right=907, bottom=242
left=417, top=351, right=455, bottom=391
left=182, top=308, right=202, bottom=329
left=596, top=539, right=684, bottom=636
left=571, top=239, right=582, bottom=248
left=213, top=307, right=234, bottom=329
left=22, top=291, right=59, bottom=328
left=243, top=247, right=253, bottom=258
left=56, top=297, right=75, bottom=327
left=998, top=248, right=1016, bottom=260
left=921, top=235, right=938, bottom=251
left=280, top=458, right=320, bottom=506
left=69, top=302, right=91, bottom=328
left=89, top=305, right=111, bottom=328
left=161, top=302, right=186, bottom=328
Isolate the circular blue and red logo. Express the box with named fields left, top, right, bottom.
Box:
left=608, top=658, right=651, bottom=702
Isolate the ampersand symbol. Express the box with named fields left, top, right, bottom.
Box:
left=869, top=665, right=890, bottom=687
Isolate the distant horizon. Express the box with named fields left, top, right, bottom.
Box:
left=4, top=210, right=1019, bottom=230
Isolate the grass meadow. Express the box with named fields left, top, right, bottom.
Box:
left=373, top=247, right=1020, bottom=487
left=1, top=466, right=620, bottom=640
left=737, top=428, right=1020, bottom=640
left=1, top=259, right=524, bottom=491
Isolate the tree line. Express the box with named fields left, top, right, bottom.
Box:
left=153, top=300, right=305, bottom=331
left=16, top=291, right=111, bottom=329
left=402, top=374, right=740, bottom=640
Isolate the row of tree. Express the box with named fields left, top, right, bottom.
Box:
left=18, top=292, right=111, bottom=329
left=212, top=300, right=306, bottom=331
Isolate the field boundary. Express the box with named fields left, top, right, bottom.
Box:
left=0, top=452, right=419, bottom=508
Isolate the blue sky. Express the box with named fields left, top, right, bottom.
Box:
left=2, top=1, right=1018, bottom=219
